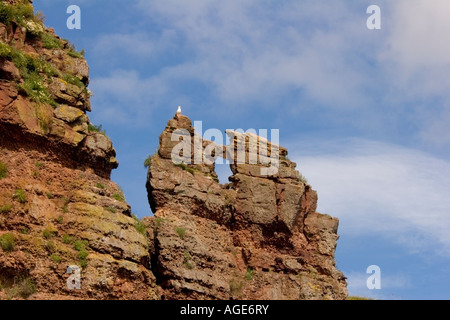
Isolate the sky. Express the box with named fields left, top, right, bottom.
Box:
left=33, top=0, right=450, bottom=300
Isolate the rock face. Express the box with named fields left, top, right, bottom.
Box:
left=0, top=0, right=117, bottom=179
left=145, top=114, right=348, bottom=300
left=0, top=1, right=156, bottom=300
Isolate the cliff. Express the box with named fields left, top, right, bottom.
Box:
left=145, top=114, right=348, bottom=300
left=0, top=0, right=347, bottom=300
left=0, top=0, right=156, bottom=299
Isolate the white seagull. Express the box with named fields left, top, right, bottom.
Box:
left=176, top=106, right=182, bottom=114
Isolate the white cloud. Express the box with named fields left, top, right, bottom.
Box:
left=378, top=0, right=450, bottom=146
left=133, top=0, right=375, bottom=109
left=289, top=138, right=450, bottom=256
left=90, top=70, right=169, bottom=125
left=91, top=31, right=177, bottom=59
left=346, top=270, right=411, bottom=299
left=88, top=1, right=450, bottom=149
left=381, top=0, right=450, bottom=74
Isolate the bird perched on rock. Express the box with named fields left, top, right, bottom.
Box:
left=176, top=106, right=182, bottom=114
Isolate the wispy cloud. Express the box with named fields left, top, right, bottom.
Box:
left=289, top=138, right=450, bottom=256
left=134, top=0, right=374, bottom=108
left=346, top=270, right=411, bottom=300
left=91, top=31, right=178, bottom=60
left=85, top=0, right=450, bottom=154
left=90, top=70, right=169, bottom=125
left=379, top=0, right=450, bottom=147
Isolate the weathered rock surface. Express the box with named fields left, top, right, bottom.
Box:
left=145, top=114, right=348, bottom=300
left=0, top=1, right=117, bottom=179
left=0, top=1, right=155, bottom=300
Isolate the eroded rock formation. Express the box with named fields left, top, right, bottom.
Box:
left=145, top=114, right=348, bottom=300
left=0, top=0, right=156, bottom=299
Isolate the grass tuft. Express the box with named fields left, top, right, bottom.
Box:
left=175, top=227, right=186, bottom=240
left=0, top=160, right=8, bottom=180
left=132, top=214, right=147, bottom=236
left=0, top=233, right=15, bottom=253
left=0, top=204, right=12, bottom=214
left=13, top=189, right=27, bottom=204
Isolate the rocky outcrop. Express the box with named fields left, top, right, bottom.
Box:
left=145, top=113, right=348, bottom=300
left=0, top=0, right=117, bottom=179
left=0, top=1, right=156, bottom=300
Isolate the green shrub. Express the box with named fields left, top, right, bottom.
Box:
left=73, top=239, right=89, bottom=252
left=0, top=1, right=34, bottom=27
left=77, top=250, right=88, bottom=269
left=73, top=239, right=89, bottom=268
left=46, top=192, right=54, bottom=199
left=77, top=250, right=88, bottom=260
left=18, top=72, right=55, bottom=106
left=13, top=189, right=27, bottom=203
left=0, top=42, right=58, bottom=106
left=0, top=233, right=15, bottom=252
left=245, top=268, right=254, bottom=280
left=183, top=250, right=193, bottom=269
left=0, top=2, right=14, bottom=25
left=175, top=227, right=186, bottom=240
left=41, top=32, right=63, bottom=49
left=347, top=296, right=374, bottom=300
left=50, top=253, right=61, bottom=263
left=155, top=217, right=166, bottom=228
left=113, top=192, right=124, bottom=202
left=62, top=73, right=84, bottom=88
left=42, top=226, right=57, bottom=239
left=96, top=183, right=106, bottom=189
left=132, top=215, right=147, bottom=236
left=45, top=240, right=56, bottom=253
left=36, top=57, right=59, bottom=78
left=106, top=206, right=116, bottom=213
left=13, top=1, right=34, bottom=25
left=0, top=204, right=12, bottom=214
left=67, top=49, right=84, bottom=59
left=7, top=276, right=36, bottom=299
left=175, top=163, right=196, bottom=175
left=62, top=234, right=73, bottom=244
left=56, top=215, right=63, bottom=224
left=88, top=123, right=106, bottom=135
left=175, top=163, right=187, bottom=170
left=0, top=160, right=8, bottom=180
left=83, top=87, right=92, bottom=98
left=144, top=155, right=152, bottom=168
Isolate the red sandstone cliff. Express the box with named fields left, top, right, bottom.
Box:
left=145, top=114, right=348, bottom=300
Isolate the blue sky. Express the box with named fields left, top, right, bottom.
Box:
left=34, top=0, right=450, bottom=299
